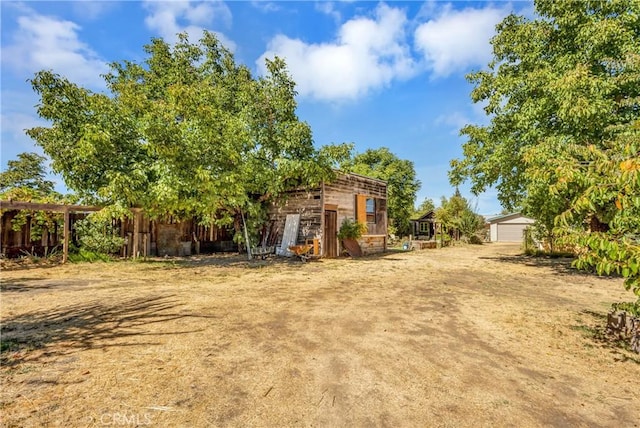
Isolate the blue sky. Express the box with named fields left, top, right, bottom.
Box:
left=1, top=1, right=533, bottom=215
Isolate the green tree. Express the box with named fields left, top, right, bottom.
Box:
left=555, top=122, right=640, bottom=307
left=73, top=213, right=126, bottom=256
left=415, top=197, right=435, bottom=217
left=0, top=152, right=63, bottom=242
left=435, top=190, right=483, bottom=243
left=0, top=152, right=55, bottom=199
left=341, top=147, right=420, bottom=236
left=450, top=1, right=640, bottom=304
left=27, top=32, right=348, bottom=239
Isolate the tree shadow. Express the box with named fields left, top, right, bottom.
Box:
left=0, top=257, right=67, bottom=272
left=3, top=248, right=412, bottom=273
left=128, top=252, right=322, bottom=270
left=0, top=278, right=85, bottom=293
left=478, top=253, right=591, bottom=277
left=0, top=295, right=216, bottom=368
left=321, top=248, right=412, bottom=262
left=572, top=310, right=640, bottom=364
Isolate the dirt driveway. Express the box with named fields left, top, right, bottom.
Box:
left=1, top=243, right=638, bottom=427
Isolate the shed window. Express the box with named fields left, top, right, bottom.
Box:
left=366, top=198, right=376, bottom=223
left=420, top=222, right=430, bottom=232
left=356, top=194, right=384, bottom=227
left=356, top=194, right=376, bottom=225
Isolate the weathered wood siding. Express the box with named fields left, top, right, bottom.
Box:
left=121, top=216, right=235, bottom=257
left=357, top=235, right=387, bottom=256
left=268, top=188, right=323, bottom=249
left=268, top=172, right=387, bottom=257
left=0, top=210, right=84, bottom=258
left=324, top=173, right=388, bottom=237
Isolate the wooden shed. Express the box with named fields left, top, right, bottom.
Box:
left=410, top=210, right=436, bottom=240
left=2, top=172, right=387, bottom=260
left=1, top=207, right=81, bottom=258
left=268, top=172, right=388, bottom=257
left=0, top=201, right=236, bottom=260
left=487, top=213, right=535, bottom=242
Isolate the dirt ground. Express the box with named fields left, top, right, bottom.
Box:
left=1, top=243, right=639, bottom=427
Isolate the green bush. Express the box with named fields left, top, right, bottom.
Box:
left=435, top=233, right=451, bottom=242
left=613, top=301, right=640, bottom=318
left=68, top=248, right=113, bottom=263
left=74, top=214, right=125, bottom=255
left=337, top=218, right=368, bottom=240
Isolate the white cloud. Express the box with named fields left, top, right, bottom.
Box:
left=251, top=1, right=280, bottom=13
left=315, top=2, right=341, bottom=23
left=0, top=89, right=50, bottom=163
left=71, top=1, right=117, bottom=21
left=435, top=111, right=470, bottom=135
left=2, top=12, right=108, bottom=89
left=435, top=100, right=494, bottom=137
left=414, top=4, right=510, bottom=78
left=143, top=0, right=235, bottom=50
left=1, top=112, right=47, bottom=143
left=257, top=3, right=416, bottom=102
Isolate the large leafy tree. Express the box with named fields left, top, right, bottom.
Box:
left=341, top=147, right=420, bottom=236
left=450, top=1, right=640, bottom=303
left=27, top=32, right=347, bottom=235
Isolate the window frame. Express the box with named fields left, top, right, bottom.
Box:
left=365, top=197, right=376, bottom=224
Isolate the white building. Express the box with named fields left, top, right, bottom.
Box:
left=486, top=213, right=535, bottom=242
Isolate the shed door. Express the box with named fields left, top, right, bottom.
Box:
left=496, top=224, right=525, bottom=242
left=324, top=210, right=338, bottom=258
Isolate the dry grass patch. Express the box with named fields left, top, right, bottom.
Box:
left=1, top=243, right=639, bottom=427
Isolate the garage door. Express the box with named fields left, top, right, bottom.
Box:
left=496, top=224, right=525, bottom=242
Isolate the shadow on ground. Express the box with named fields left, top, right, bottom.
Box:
left=0, top=278, right=88, bottom=293
left=479, top=253, right=596, bottom=277
left=0, top=295, right=216, bottom=367
left=572, top=310, right=640, bottom=364
left=123, top=248, right=415, bottom=269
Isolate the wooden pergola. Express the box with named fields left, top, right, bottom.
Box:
left=0, top=200, right=102, bottom=263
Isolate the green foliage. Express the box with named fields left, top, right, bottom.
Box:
left=73, top=213, right=125, bottom=255
left=451, top=0, right=640, bottom=304
left=612, top=301, right=640, bottom=318
left=435, top=233, right=452, bottom=243
left=7, top=209, right=63, bottom=243
left=415, top=197, right=435, bottom=217
left=0, top=152, right=63, bottom=242
left=458, top=209, right=484, bottom=243
left=68, top=248, right=114, bottom=263
left=337, top=218, right=368, bottom=240
left=451, top=1, right=639, bottom=211
left=27, top=32, right=347, bottom=235
left=435, top=190, right=484, bottom=242
left=1, top=338, right=20, bottom=354
left=569, top=232, right=640, bottom=296
left=341, top=147, right=420, bottom=236
left=554, top=121, right=640, bottom=301
left=0, top=152, right=55, bottom=195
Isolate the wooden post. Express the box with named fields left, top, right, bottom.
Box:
left=132, top=209, right=140, bottom=258
left=143, top=233, right=148, bottom=260
left=1, top=213, right=11, bottom=257
left=121, top=218, right=127, bottom=258
left=62, top=207, right=70, bottom=263
left=241, top=211, right=252, bottom=260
